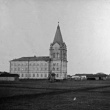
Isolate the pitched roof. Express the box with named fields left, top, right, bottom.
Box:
left=53, top=24, right=63, bottom=44
left=0, top=73, right=19, bottom=77
left=11, top=56, right=51, bottom=61
left=75, top=73, right=107, bottom=77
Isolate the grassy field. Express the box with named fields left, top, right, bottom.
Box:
left=0, top=79, right=110, bottom=110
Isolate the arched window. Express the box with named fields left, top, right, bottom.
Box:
left=57, top=53, right=59, bottom=58
left=53, top=53, right=55, bottom=58
left=53, top=67, right=55, bottom=71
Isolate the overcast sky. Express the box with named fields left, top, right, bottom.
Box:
left=0, top=0, right=110, bottom=75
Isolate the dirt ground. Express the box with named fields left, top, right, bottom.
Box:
left=0, top=80, right=110, bottom=110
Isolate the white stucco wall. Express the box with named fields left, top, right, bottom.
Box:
left=10, top=60, right=49, bottom=79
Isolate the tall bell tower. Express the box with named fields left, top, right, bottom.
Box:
left=50, top=23, right=67, bottom=79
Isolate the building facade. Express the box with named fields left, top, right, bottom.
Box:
left=10, top=24, right=67, bottom=80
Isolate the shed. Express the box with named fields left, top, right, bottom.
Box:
left=0, top=73, right=19, bottom=81
left=72, top=74, right=87, bottom=80
left=86, top=73, right=107, bottom=80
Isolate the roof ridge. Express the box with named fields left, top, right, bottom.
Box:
left=11, top=56, right=50, bottom=61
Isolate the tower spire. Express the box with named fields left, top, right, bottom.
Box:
left=53, top=23, right=63, bottom=44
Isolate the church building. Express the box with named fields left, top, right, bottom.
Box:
left=10, top=23, right=67, bottom=80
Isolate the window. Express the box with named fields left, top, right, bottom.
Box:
left=25, top=68, right=28, bottom=71
left=33, top=74, right=35, bottom=77
left=29, top=74, right=31, bottom=77
left=37, top=68, right=39, bottom=71
left=14, top=68, right=16, bottom=71
left=53, top=63, right=56, bottom=66
left=41, top=74, right=43, bottom=77
left=57, top=53, right=59, bottom=58
left=53, top=67, right=55, bottom=71
left=25, top=74, right=27, bottom=77
left=53, top=53, right=55, bottom=58
left=22, top=74, right=24, bottom=77
left=45, top=74, right=47, bottom=77
left=37, top=74, right=39, bottom=77
left=63, top=53, right=66, bottom=58
left=57, top=68, right=59, bottom=71
left=21, top=68, right=24, bottom=71
left=56, top=74, right=59, bottom=77
left=18, top=68, right=19, bottom=71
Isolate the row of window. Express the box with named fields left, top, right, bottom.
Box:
left=20, top=73, right=60, bottom=78
left=11, top=67, right=48, bottom=71
left=52, top=67, right=59, bottom=71
left=20, top=73, right=48, bottom=78
left=51, top=52, right=67, bottom=58
left=52, top=63, right=67, bottom=67
left=11, top=62, right=48, bottom=66
left=52, top=53, right=60, bottom=58
left=53, top=63, right=59, bottom=66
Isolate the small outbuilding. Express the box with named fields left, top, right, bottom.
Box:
left=86, top=73, right=107, bottom=80
left=72, top=73, right=108, bottom=81
left=0, top=73, right=19, bottom=81
left=72, top=74, right=87, bottom=80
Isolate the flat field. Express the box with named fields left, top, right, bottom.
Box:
left=0, top=79, right=110, bottom=110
